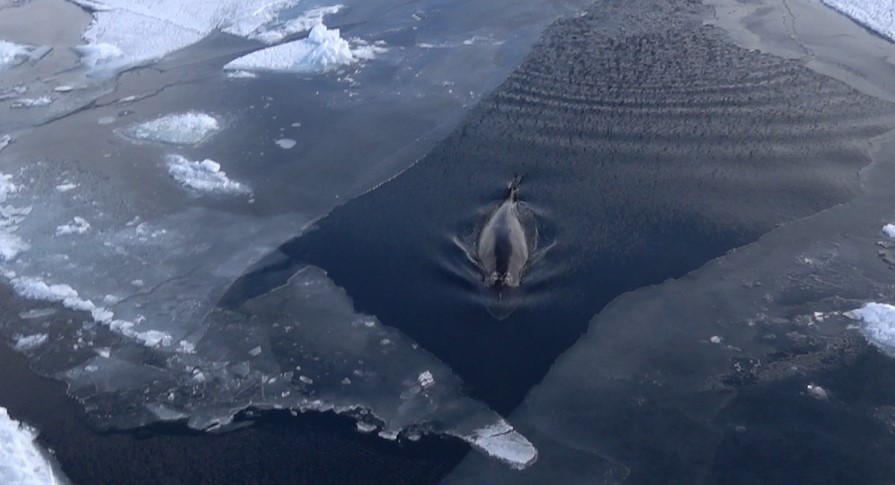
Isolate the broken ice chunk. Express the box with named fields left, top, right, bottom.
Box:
left=119, top=112, right=220, bottom=146
left=166, top=155, right=250, bottom=195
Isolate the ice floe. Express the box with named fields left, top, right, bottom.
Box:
left=10, top=97, right=54, bottom=109
left=119, top=112, right=220, bottom=145
left=0, top=407, right=64, bottom=485
left=0, top=173, right=30, bottom=262
left=166, top=155, right=249, bottom=195
left=226, top=70, right=257, bottom=79
left=70, top=0, right=309, bottom=73
left=275, top=138, right=296, bottom=149
left=54, top=183, right=78, bottom=192
left=822, top=0, right=895, bottom=43
left=224, top=23, right=383, bottom=74
left=846, top=302, right=895, bottom=354
left=251, top=5, right=345, bottom=44
left=0, top=41, right=29, bottom=70
left=56, top=217, right=91, bottom=236
left=0, top=135, right=11, bottom=153
left=14, top=334, right=48, bottom=351
left=883, top=223, right=895, bottom=238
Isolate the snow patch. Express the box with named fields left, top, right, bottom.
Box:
left=224, top=23, right=383, bottom=74
left=120, top=112, right=220, bottom=145
left=0, top=407, right=64, bottom=485
left=822, top=0, right=895, bottom=43
left=166, top=155, right=249, bottom=195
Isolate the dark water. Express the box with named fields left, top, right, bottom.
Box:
left=225, top=0, right=892, bottom=418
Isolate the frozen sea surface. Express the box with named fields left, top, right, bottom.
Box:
left=0, top=407, right=65, bottom=485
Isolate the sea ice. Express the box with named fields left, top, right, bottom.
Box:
left=10, top=97, right=54, bottom=109
left=224, top=23, right=382, bottom=74
left=252, top=5, right=345, bottom=44
left=166, top=155, right=249, bottom=195
left=0, top=41, right=30, bottom=70
left=275, top=138, right=296, bottom=149
left=0, top=135, right=11, bottom=153
left=69, top=0, right=322, bottom=73
left=56, top=217, right=91, bottom=236
left=822, top=0, right=895, bottom=43
left=0, top=407, right=64, bottom=485
left=226, top=70, right=257, bottom=79
left=55, top=183, right=78, bottom=192
left=846, top=302, right=895, bottom=354
left=883, top=223, right=895, bottom=238
left=14, top=334, right=48, bottom=351
left=119, top=112, right=220, bottom=145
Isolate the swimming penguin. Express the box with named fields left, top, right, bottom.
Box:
left=476, top=177, right=529, bottom=289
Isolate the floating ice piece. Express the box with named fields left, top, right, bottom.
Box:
left=53, top=86, right=74, bottom=93
left=119, top=112, right=220, bottom=145
left=275, top=138, right=296, bottom=149
left=166, top=155, right=249, bottom=195
left=0, top=407, right=65, bottom=485
left=252, top=5, right=345, bottom=44
left=0, top=234, right=29, bottom=262
left=0, top=41, right=33, bottom=70
left=806, top=384, right=829, bottom=400
left=226, top=70, right=257, bottom=79
left=70, top=0, right=305, bottom=73
left=460, top=421, right=538, bottom=470
left=0, top=135, right=11, bottom=153
left=14, top=334, right=48, bottom=351
left=56, top=217, right=91, bottom=236
left=883, top=223, right=895, bottom=238
left=224, top=23, right=382, bottom=74
left=10, top=97, right=53, bottom=109
left=55, top=183, right=78, bottom=192
left=846, top=302, right=895, bottom=354
left=821, top=0, right=895, bottom=43
left=10, top=276, right=112, bottom=323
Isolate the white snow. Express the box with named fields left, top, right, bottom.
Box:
left=883, top=223, right=895, bottom=238
left=0, top=234, right=29, bottom=262
left=224, top=23, right=382, bottom=74
left=0, top=41, right=29, bottom=70
left=166, top=155, right=249, bottom=195
left=10, top=97, right=53, bottom=109
left=275, top=138, right=296, bottom=149
left=14, top=334, right=48, bottom=351
left=822, top=0, right=895, bottom=43
left=70, top=0, right=307, bottom=73
left=56, top=217, right=91, bottom=236
left=846, top=302, right=895, bottom=354
left=0, top=407, right=63, bottom=485
left=462, top=421, right=538, bottom=470
left=120, top=112, right=220, bottom=145
left=252, top=5, right=345, bottom=44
